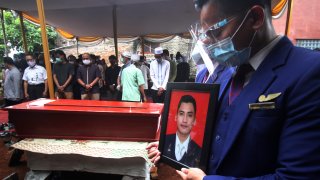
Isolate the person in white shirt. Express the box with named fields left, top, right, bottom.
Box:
left=22, top=53, right=48, bottom=100
left=163, top=95, right=201, bottom=167
left=149, top=47, right=170, bottom=103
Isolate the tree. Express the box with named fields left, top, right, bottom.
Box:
left=0, top=10, right=58, bottom=60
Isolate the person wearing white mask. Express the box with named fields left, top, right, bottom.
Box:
left=22, top=53, right=48, bottom=100
left=150, top=47, right=170, bottom=103
left=76, top=53, right=101, bottom=100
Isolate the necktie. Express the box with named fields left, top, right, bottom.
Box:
left=180, top=146, right=186, bottom=158
left=229, top=64, right=253, bottom=105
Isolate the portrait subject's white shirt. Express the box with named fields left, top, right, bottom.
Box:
left=175, top=133, right=190, bottom=161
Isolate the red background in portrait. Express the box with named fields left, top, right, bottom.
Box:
left=165, top=90, right=210, bottom=147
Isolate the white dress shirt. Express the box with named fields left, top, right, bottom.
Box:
left=22, top=65, right=47, bottom=85
left=244, top=35, right=283, bottom=86
left=175, top=133, right=190, bottom=161
left=150, top=59, right=170, bottom=90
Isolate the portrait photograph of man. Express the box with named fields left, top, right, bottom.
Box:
left=163, top=94, right=207, bottom=167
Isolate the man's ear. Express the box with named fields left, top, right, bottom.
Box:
left=249, top=5, right=265, bottom=30
left=193, top=119, right=197, bottom=126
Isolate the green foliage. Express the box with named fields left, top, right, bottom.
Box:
left=0, top=10, right=58, bottom=56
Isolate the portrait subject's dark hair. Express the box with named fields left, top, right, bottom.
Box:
left=177, top=95, right=197, bottom=114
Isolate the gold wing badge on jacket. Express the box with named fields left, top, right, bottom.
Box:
left=249, top=92, right=282, bottom=110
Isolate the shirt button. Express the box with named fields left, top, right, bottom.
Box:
left=215, top=135, right=221, bottom=141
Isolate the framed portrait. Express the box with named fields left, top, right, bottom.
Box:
left=158, top=82, right=219, bottom=172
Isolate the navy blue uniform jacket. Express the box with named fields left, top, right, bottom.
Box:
left=204, top=37, right=320, bottom=179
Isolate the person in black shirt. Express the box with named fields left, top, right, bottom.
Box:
left=105, top=55, right=121, bottom=100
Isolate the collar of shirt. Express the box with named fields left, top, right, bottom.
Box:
left=29, top=65, right=39, bottom=69
left=249, top=35, right=283, bottom=70
left=175, top=133, right=190, bottom=153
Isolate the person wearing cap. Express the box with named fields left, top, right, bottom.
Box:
left=119, top=54, right=146, bottom=102
left=77, top=53, right=101, bottom=100
left=150, top=47, right=170, bottom=103
left=116, top=52, right=132, bottom=100
left=3, top=57, right=22, bottom=106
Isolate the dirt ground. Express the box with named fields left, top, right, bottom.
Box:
left=0, top=141, right=29, bottom=179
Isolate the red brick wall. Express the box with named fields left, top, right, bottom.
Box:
left=272, top=0, right=320, bottom=43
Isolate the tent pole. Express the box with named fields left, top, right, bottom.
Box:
left=285, top=0, right=293, bottom=36
left=36, top=0, right=54, bottom=99
left=0, top=9, right=8, bottom=56
left=76, top=37, right=79, bottom=56
left=113, top=5, right=118, bottom=59
left=18, top=12, right=28, bottom=53
left=141, top=37, right=145, bottom=56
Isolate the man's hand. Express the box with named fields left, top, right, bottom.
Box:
left=109, top=85, right=115, bottom=92
left=176, top=168, right=206, bottom=180
left=146, top=141, right=161, bottom=164
left=142, top=95, right=147, bottom=102
left=58, top=85, right=65, bottom=92
left=85, top=84, right=91, bottom=90
left=157, top=87, right=164, bottom=96
left=25, top=93, right=29, bottom=99
left=42, top=91, right=47, bottom=97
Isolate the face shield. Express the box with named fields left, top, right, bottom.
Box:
left=190, top=9, right=257, bottom=68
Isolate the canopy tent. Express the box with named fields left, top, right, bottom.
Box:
left=0, top=0, right=288, bottom=42
left=0, top=0, right=199, bottom=41
left=0, top=0, right=289, bottom=99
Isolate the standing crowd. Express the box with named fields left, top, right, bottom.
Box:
left=1, top=48, right=190, bottom=106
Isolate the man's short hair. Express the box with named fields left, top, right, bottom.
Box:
left=3, top=57, right=14, bottom=65
left=177, top=95, right=197, bottom=114
left=109, top=55, right=117, bottom=60
left=25, top=53, right=36, bottom=59
left=163, top=49, right=170, bottom=56
left=55, top=50, right=66, bottom=58
left=194, top=0, right=272, bottom=16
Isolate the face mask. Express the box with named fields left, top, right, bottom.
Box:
left=27, top=60, right=36, bottom=67
left=83, top=59, right=91, bottom=65
left=121, top=57, right=126, bottom=64
left=69, top=61, right=75, bottom=64
left=206, top=10, right=256, bottom=67
left=55, top=57, right=62, bottom=63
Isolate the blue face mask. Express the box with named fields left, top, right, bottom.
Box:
left=207, top=37, right=253, bottom=67
left=206, top=10, right=256, bottom=67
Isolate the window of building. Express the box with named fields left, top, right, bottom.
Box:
left=296, top=39, right=320, bottom=50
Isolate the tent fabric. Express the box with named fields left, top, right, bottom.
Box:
left=272, top=0, right=288, bottom=16
left=1, top=0, right=287, bottom=42
left=0, top=0, right=199, bottom=38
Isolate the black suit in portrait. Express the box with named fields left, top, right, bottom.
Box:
left=163, top=134, right=201, bottom=167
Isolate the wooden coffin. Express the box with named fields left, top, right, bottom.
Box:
left=6, top=99, right=163, bottom=142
